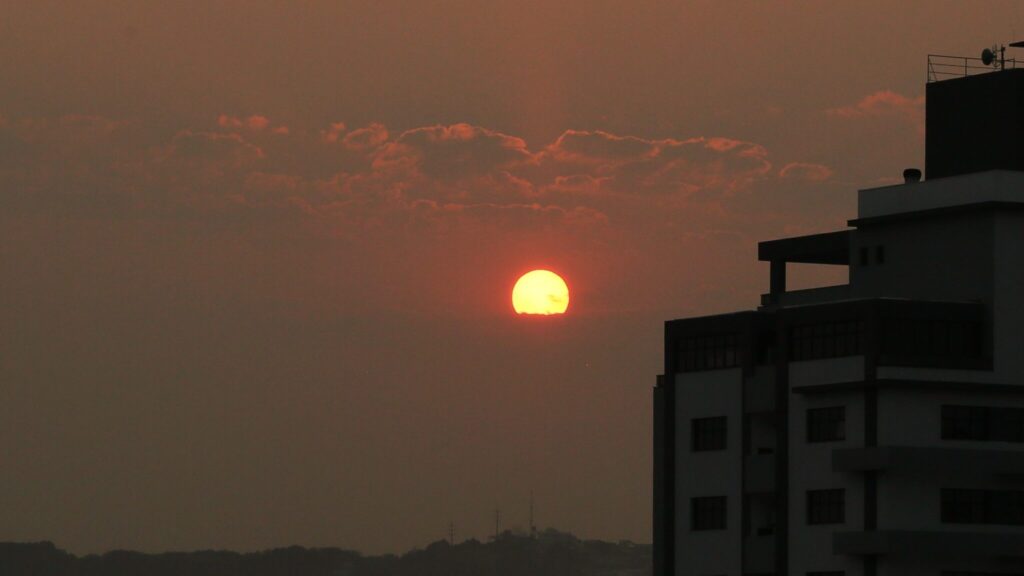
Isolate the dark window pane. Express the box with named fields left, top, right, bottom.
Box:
left=678, top=333, right=742, bottom=372
left=691, top=496, right=727, bottom=530
left=942, top=488, right=1024, bottom=525
left=942, top=405, right=1024, bottom=443
left=942, top=572, right=1024, bottom=576
left=808, top=406, right=846, bottom=443
left=692, top=416, right=727, bottom=451
left=807, top=489, right=845, bottom=525
left=790, top=320, right=863, bottom=361
left=942, top=405, right=988, bottom=440
left=942, top=488, right=985, bottom=523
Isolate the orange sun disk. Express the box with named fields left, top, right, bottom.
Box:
left=512, top=270, right=569, bottom=315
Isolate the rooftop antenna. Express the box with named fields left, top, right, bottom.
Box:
left=1003, top=40, right=1024, bottom=70
left=981, top=44, right=1006, bottom=70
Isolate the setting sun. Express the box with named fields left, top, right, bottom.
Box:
left=512, top=270, right=570, bottom=315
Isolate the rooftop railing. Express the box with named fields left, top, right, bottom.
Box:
left=928, top=54, right=1018, bottom=82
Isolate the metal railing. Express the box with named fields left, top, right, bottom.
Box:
left=928, top=54, right=1018, bottom=82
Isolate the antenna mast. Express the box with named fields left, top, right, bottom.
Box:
left=529, top=490, right=536, bottom=538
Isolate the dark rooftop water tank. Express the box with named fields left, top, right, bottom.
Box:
left=926, top=68, right=1024, bottom=179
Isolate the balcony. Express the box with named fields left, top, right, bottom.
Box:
left=834, top=530, right=1024, bottom=558
left=758, top=230, right=850, bottom=310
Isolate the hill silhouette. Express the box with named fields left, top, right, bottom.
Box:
left=0, top=529, right=650, bottom=576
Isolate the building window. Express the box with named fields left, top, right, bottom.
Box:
left=942, top=405, right=989, bottom=440
left=691, top=496, right=727, bottom=530
left=880, top=317, right=984, bottom=364
left=942, top=405, right=1024, bottom=443
left=807, top=406, right=846, bottom=443
left=859, top=246, right=869, bottom=266
left=790, top=320, right=863, bottom=361
left=993, top=407, right=1024, bottom=442
left=942, top=489, right=1024, bottom=526
left=677, top=333, right=740, bottom=372
left=942, top=488, right=986, bottom=523
left=692, top=416, right=727, bottom=451
left=875, top=245, right=885, bottom=264
left=807, top=489, right=845, bottom=525
left=942, top=572, right=1024, bottom=576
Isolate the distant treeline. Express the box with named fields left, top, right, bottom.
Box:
left=0, top=529, right=650, bottom=576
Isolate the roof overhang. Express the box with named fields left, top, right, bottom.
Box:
left=757, top=230, right=850, bottom=265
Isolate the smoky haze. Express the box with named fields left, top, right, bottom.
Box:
left=2, top=0, right=1023, bottom=556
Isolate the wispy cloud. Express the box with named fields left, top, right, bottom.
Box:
left=827, top=90, right=924, bottom=133
left=779, top=162, right=833, bottom=182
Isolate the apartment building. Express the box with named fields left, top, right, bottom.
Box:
left=654, top=53, right=1024, bottom=576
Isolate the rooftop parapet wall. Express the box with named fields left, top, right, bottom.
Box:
left=856, top=170, right=1024, bottom=222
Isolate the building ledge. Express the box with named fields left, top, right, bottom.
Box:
left=834, top=530, right=1024, bottom=558
left=832, top=445, right=1024, bottom=476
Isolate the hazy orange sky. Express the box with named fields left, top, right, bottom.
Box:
left=4, top=0, right=1024, bottom=555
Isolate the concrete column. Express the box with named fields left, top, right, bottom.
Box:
left=770, top=260, right=786, bottom=296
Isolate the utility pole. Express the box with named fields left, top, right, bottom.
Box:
left=448, top=520, right=455, bottom=545
left=494, top=508, right=501, bottom=540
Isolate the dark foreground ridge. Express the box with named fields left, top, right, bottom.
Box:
left=0, top=529, right=650, bottom=576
